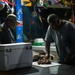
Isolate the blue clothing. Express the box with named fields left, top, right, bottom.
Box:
left=45, top=20, right=75, bottom=63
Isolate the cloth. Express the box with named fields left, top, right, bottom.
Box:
left=45, top=20, right=75, bottom=63
left=0, top=27, right=15, bottom=44
left=8, top=28, right=15, bottom=42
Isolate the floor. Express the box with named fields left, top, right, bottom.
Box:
left=0, top=63, right=75, bottom=75
left=0, top=45, right=75, bottom=75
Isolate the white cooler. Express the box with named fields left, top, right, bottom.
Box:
left=0, top=42, right=32, bottom=71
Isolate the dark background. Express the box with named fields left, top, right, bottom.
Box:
left=22, top=6, right=72, bottom=40
left=0, top=5, right=73, bottom=40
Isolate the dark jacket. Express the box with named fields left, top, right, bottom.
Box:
left=0, top=26, right=15, bottom=44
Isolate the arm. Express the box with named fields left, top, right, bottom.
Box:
left=37, top=41, right=51, bottom=64
left=45, top=26, right=54, bottom=58
left=45, top=41, right=50, bottom=58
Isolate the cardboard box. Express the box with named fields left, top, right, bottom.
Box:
left=0, top=42, right=32, bottom=71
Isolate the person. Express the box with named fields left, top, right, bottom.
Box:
left=45, top=14, right=75, bottom=65
left=0, top=14, right=28, bottom=44
left=0, top=14, right=17, bottom=44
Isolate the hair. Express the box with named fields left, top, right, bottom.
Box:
left=47, top=14, right=60, bottom=24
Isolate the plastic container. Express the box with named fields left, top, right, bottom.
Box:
left=0, top=43, right=32, bottom=71
left=33, top=38, right=45, bottom=46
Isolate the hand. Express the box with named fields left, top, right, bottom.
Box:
left=37, top=57, right=51, bottom=64
left=37, top=54, right=51, bottom=64
left=45, top=53, right=50, bottom=59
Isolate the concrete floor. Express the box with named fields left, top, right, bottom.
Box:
left=0, top=45, right=75, bottom=75
left=0, top=64, right=75, bottom=75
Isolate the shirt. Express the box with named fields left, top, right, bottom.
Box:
left=45, top=20, right=75, bottom=62
left=0, top=27, right=15, bottom=44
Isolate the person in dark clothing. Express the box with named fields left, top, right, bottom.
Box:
left=45, top=14, right=75, bottom=65
left=0, top=14, right=28, bottom=44
left=0, top=14, right=17, bottom=44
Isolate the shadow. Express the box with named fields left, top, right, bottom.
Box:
left=0, top=67, right=39, bottom=75
left=57, top=64, right=75, bottom=75
left=1, top=64, right=75, bottom=75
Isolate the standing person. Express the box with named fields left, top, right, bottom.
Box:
left=0, top=14, right=17, bottom=44
left=45, top=14, right=75, bottom=65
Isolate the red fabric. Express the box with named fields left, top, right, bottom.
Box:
left=2, top=0, right=15, bottom=6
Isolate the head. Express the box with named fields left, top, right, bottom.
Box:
left=47, top=14, right=61, bottom=30
left=4, top=14, right=18, bottom=29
